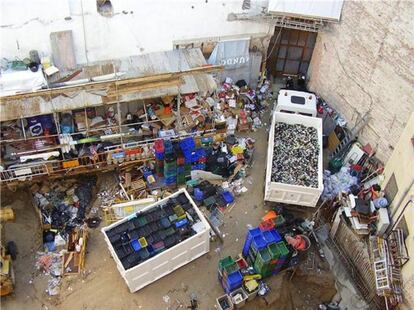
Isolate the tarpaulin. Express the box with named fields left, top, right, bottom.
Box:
left=0, top=67, right=47, bottom=96
left=208, top=39, right=258, bottom=85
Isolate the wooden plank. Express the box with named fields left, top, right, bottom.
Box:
left=64, top=252, right=74, bottom=268
left=50, top=30, right=77, bottom=71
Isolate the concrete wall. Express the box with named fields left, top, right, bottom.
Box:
left=308, top=0, right=414, bottom=162
left=0, top=0, right=272, bottom=64
left=382, top=111, right=414, bottom=310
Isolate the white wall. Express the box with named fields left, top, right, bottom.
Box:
left=0, top=0, right=272, bottom=64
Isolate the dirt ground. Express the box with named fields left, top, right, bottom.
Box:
left=1, top=91, right=337, bottom=310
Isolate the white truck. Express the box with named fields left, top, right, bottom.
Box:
left=264, top=90, right=323, bottom=208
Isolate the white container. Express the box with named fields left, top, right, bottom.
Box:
left=216, top=294, right=234, bottom=310
left=275, top=90, right=317, bottom=117
left=230, top=287, right=248, bottom=308
left=101, top=188, right=211, bottom=293
left=244, top=286, right=258, bottom=301
left=265, top=112, right=323, bottom=207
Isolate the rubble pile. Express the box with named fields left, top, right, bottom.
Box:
left=271, top=123, right=319, bottom=188
left=32, top=176, right=97, bottom=239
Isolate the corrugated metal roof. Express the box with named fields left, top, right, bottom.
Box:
left=82, top=48, right=216, bottom=93
left=0, top=48, right=217, bottom=121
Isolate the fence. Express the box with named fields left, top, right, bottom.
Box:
left=330, top=216, right=385, bottom=309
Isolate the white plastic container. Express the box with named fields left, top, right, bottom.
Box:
left=216, top=294, right=234, bottom=310
left=230, top=287, right=248, bottom=308
left=101, top=188, right=211, bottom=293
left=265, top=112, right=323, bottom=207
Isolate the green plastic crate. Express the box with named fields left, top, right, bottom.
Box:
left=254, top=248, right=271, bottom=273
left=254, top=259, right=271, bottom=276
left=267, top=242, right=280, bottom=259
left=223, top=262, right=239, bottom=277
left=218, top=256, right=235, bottom=272
left=257, top=248, right=271, bottom=264
left=276, top=241, right=289, bottom=257
left=274, top=215, right=285, bottom=227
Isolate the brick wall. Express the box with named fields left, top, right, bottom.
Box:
left=308, top=0, right=414, bottom=162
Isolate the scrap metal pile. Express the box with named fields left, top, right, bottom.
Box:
left=271, top=123, right=319, bottom=188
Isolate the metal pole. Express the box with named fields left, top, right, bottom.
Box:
left=20, top=118, right=27, bottom=140
left=176, top=93, right=182, bottom=130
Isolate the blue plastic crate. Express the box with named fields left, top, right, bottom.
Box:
left=180, top=137, right=195, bottom=152
left=251, top=235, right=267, bottom=253
left=175, top=218, right=188, bottom=228
left=155, top=151, right=165, bottom=160
left=225, top=270, right=243, bottom=289
left=222, top=191, right=234, bottom=204
left=194, top=188, right=204, bottom=201
left=263, top=229, right=282, bottom=245
left=131, top=239, right=141, bottom=252
left=247, top=228, right=262, bottom=241
left=242, top=227, right=262, bottom=256
left=195, top=148, right=206, bottom=158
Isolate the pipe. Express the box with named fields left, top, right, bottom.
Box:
left=386, top=198, right=413, bottom=238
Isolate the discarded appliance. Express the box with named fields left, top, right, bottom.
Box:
left=102, top=188, right=211, bottom=293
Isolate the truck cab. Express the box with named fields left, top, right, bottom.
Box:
left=275, top=90, right=317, bottom=117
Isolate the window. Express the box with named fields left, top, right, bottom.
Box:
left=291, top=96, right=305, bottom=105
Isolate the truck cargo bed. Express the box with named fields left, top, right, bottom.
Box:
left=265, top=112, right=323, bottom=207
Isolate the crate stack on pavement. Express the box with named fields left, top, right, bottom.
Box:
left=242, top=227, right=290, bottom=277
left=154, top=139, right=165, bottom=177
left=218, top=256, right=243, bottom=294
left=163, top=140, right=177, bottom=187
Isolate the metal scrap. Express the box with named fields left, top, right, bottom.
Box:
left=271, top=123, right=319, bottom=188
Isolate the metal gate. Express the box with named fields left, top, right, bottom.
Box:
left=267, top=27, right=317, bottom=76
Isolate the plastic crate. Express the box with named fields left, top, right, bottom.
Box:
left=274, top=215, right=285, bottom=227
left=267, top=242, right=280, bottom=259
left=225, top=270, right=243, bottom=290
left=180, top=137, right=195, bottom=152
left=219, top=256, right=235, bottom=272
left=276, top=241, right=290, bottom=258
left=221, top=191, right=234, bottom=204
left=131, top=239, right=141, bottom=252
left=242, top=228, right=262, bottom=256
left=223, top=262, right=239, bottom=277
left=251, top=235, right=267, bottom=253
left=262, top=229, right=282, bottom=245
left=155, top=151, right=165, bottom=160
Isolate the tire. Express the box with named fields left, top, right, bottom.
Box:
left=6, top=241, right=17, bottom=260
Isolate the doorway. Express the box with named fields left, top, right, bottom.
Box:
left=267, top=27, right=317, bottom=77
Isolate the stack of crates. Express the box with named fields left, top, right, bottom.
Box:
left=271, top=241, right=290, bottom=275
left=176, top=150, right=186, bottom=185
left=180, top=137, right=196, bottom=179
left=254, top=247, right=272, bottom=277
left=164, top=140, right=176, bottom=186
left=242, top=227, right=289, bottom=278
left=154, top=139, right=165, bottom=177
left=218, top=256, right=243, bottom=294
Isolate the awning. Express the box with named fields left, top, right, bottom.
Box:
left=0, top=48, right=218, bottom=122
